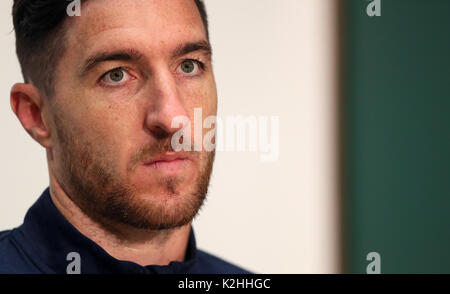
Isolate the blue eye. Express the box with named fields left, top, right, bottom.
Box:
left=101, top=68, right=130, bottom=85
left=177, top=59, right=204, bottom=76
left=180, top=60, right=197, bottom=74
left=107, top=69, right=125, bottom=82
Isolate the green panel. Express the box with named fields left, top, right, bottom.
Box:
left=344, top=0, right=450, bottom=273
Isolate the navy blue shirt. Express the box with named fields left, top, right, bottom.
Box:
left=0, top=188, right=251, bottom=274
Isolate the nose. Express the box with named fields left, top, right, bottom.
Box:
left=144, top=69, right=189, bottom=139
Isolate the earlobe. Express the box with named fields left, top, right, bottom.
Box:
left=10, top=83, right=52, bottom=148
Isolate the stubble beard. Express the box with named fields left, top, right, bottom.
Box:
left=54, top=116, right=215, bottom=232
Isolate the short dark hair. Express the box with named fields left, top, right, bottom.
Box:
left=12, top=0, right=209, bottom=97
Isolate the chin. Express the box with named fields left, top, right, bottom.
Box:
left=132, top=169, right=196, bottom=192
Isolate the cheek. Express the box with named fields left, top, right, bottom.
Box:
left=52, top=76, right=142, bottom=173
left=69, top=107, right=136, bottom=173
left=205, top=75, right=218, bottom=115
left=203, top=85, right=218, bottom=116
left=183, top=76, right=218, bottom=115
left=97, top=115, right=138, bottom=170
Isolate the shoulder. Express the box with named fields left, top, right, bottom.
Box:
left=0, top=229, right=42, bottom=274
left=194, top=249, right=253, bottom=274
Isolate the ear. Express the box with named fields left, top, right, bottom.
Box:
left=10, top=83, right=52, bottom=148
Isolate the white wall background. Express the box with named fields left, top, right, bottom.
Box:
left=0, top=0, right=340, bottom=273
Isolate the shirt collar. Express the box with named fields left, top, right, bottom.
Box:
left=15, top=187, right=198, bottom=274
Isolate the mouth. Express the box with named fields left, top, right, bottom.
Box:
left=142, top=152, right=191, bottom=174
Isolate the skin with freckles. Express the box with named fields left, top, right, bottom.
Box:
left=10, top=0, right=218, bottom=266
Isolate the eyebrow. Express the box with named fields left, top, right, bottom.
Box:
left=80, top=49, right=143, bottom=76
left=79, top=40, right=212, bottom=77
left=172, top=40, right=212, bottom=59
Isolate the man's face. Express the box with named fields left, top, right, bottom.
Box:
left=46, top=0, right=217, bottom=230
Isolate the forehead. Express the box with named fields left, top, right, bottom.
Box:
left=65, top=0, right=206, bottom=57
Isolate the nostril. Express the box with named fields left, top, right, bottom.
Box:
left=150, top=126, right=170, bottom=140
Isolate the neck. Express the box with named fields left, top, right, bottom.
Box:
left=48, top=172, right=191, bottom=267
